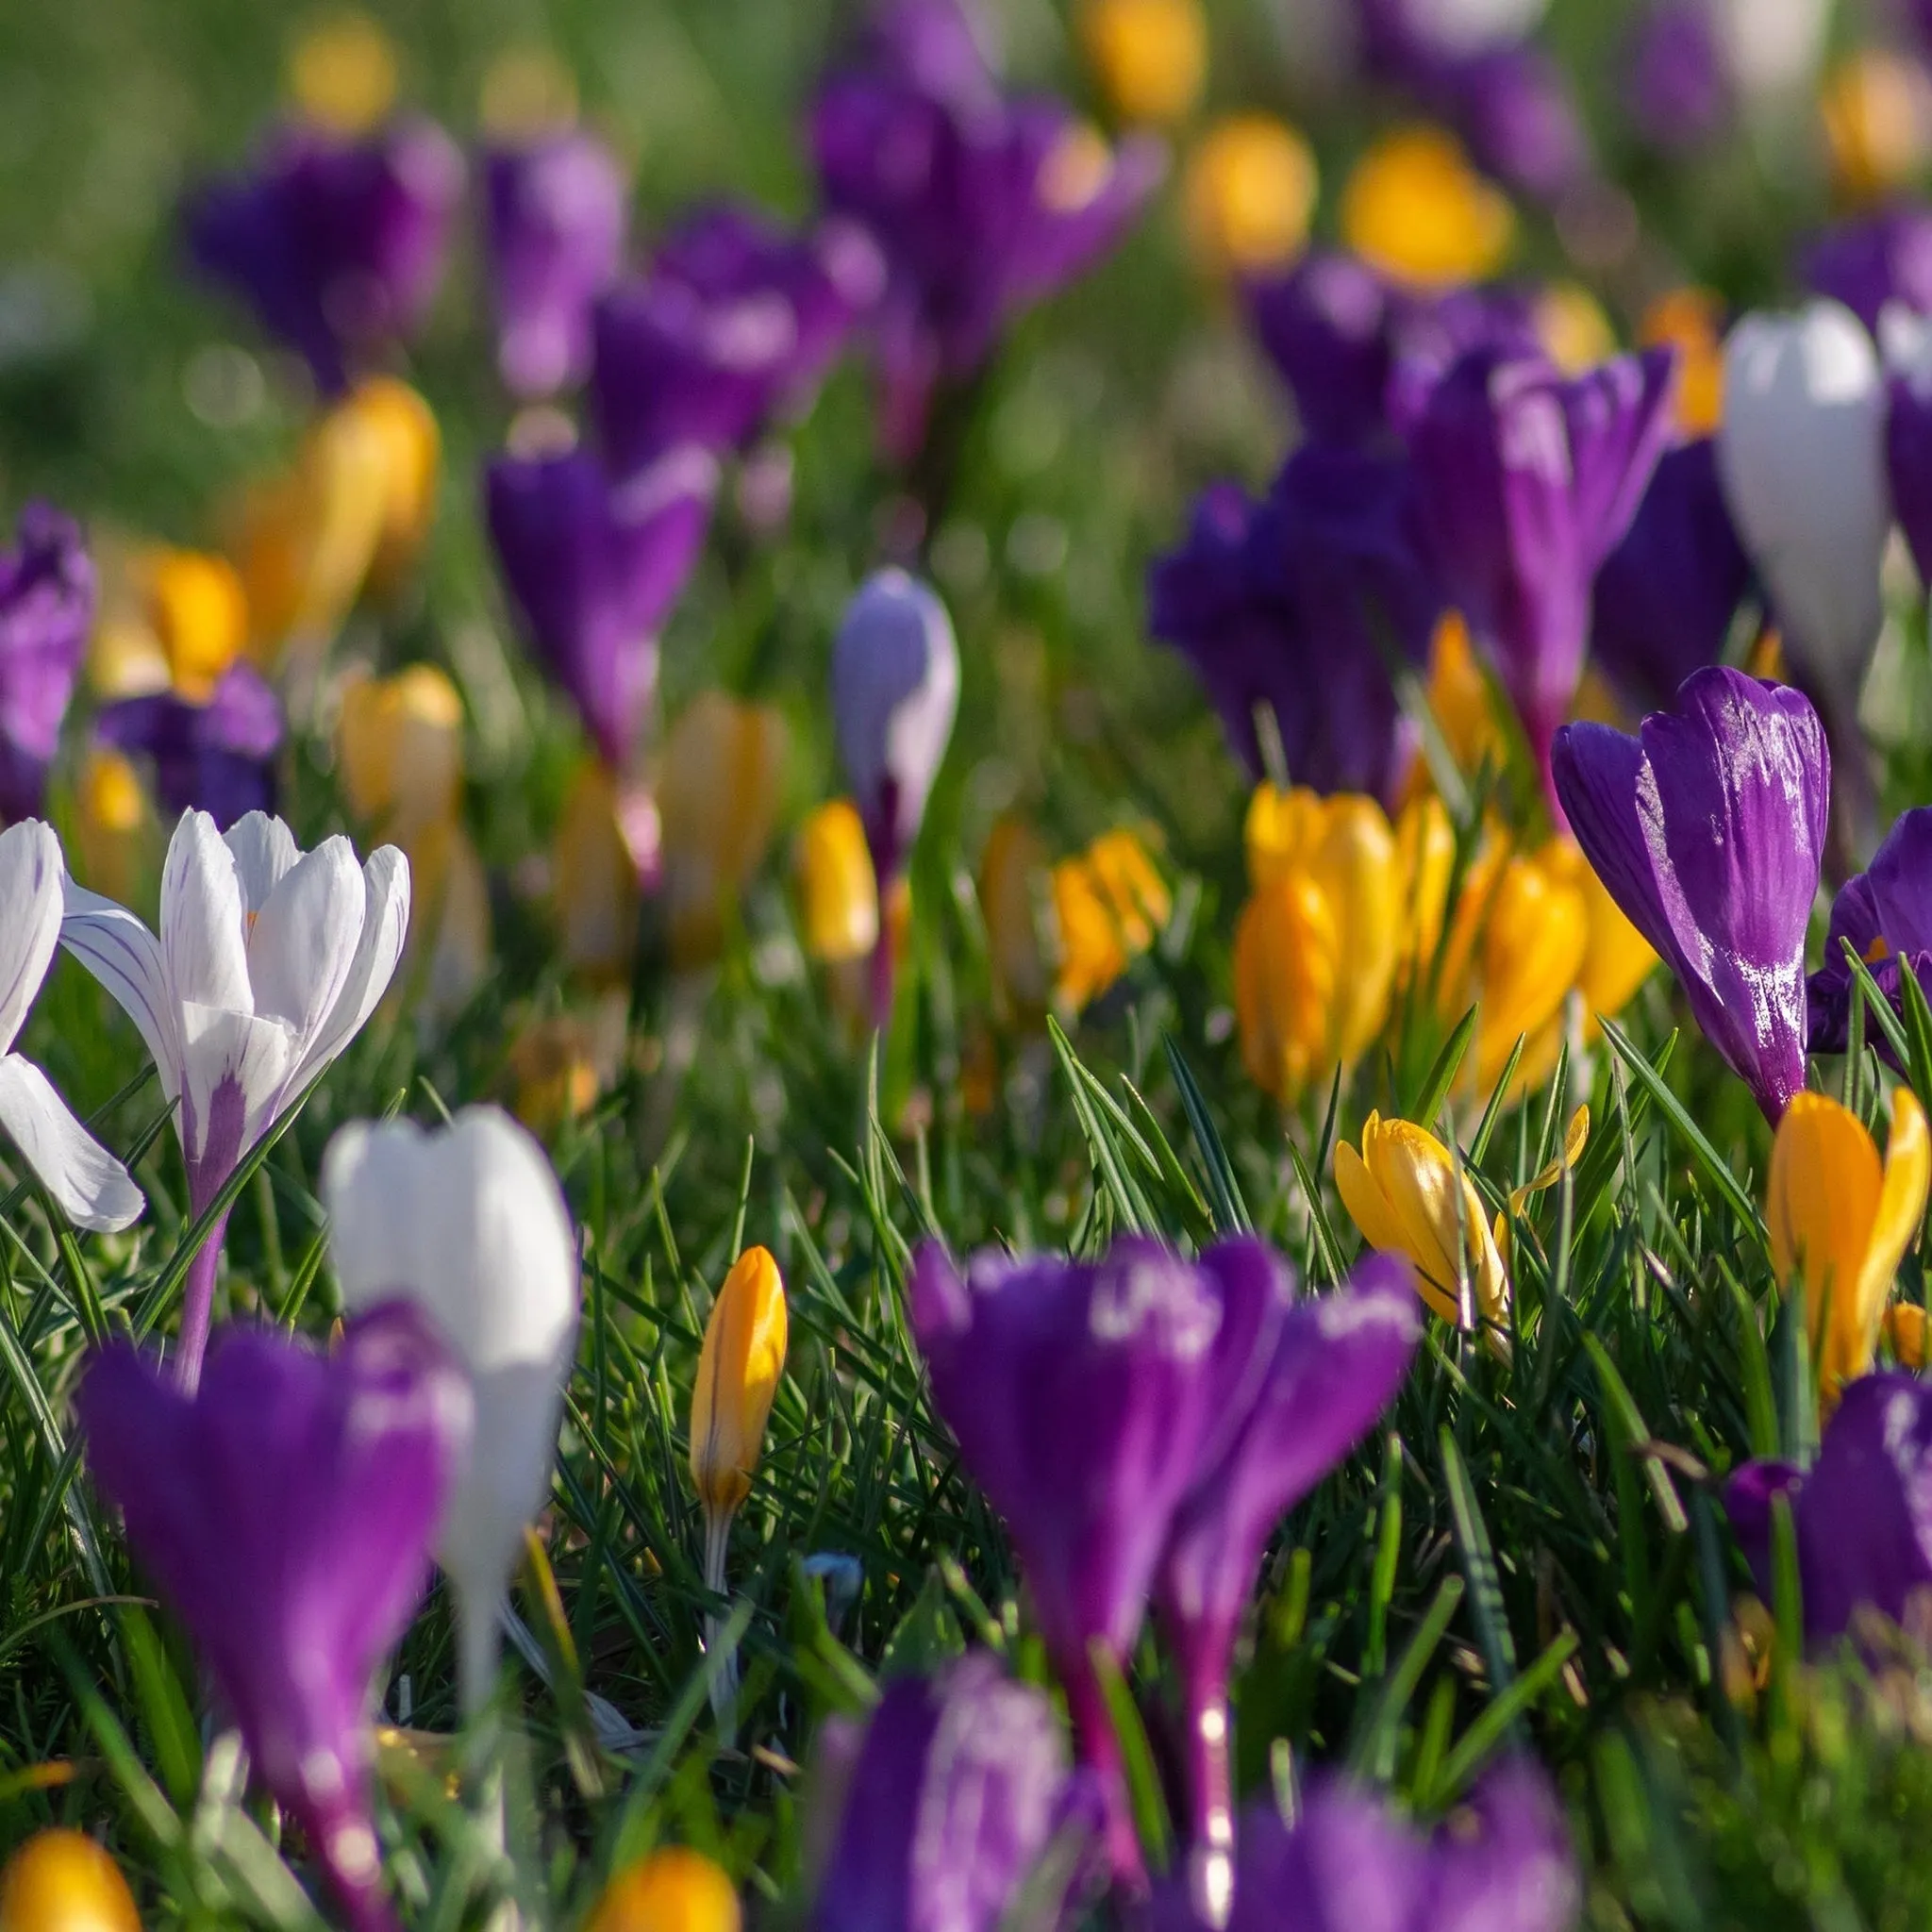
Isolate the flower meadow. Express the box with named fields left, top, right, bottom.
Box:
left=18, top=0, right=1932, bottom=1927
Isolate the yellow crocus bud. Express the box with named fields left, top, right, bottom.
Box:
left=1335, top=1111, right=1510, bottom=1341
left=1416, top=612, right=1507, bottom=790
left=1051, top=828, right=1171, bottom=1014
left=1822, top=50, right=1931, bottom=209
left=0, top=1828, right=142, bottom=1932
left=1182, top=114, right=1318, bottom=277
left=658, top=692, right=788, bottom=974
left=1538, top=837, right=1656, bottom=1025
left=1078, top=0, right=1208, bottom=126
left=336, top=663, right=465, bottom=840
left=341, top=377, right=441, bottom=599
left=554, top=758, right=645, bottom=987
left=1641, top=289, right=1726, bottom=438
left=1536, top=283, right=1618, bottom=375
left=143, top=548, right=249, bottom=701
left=1768, top=1089, right=1931, bottom=1397
left=73, top=747, right=154, bottom=907
left=1341, top=126, right=1513, bottom=291
left=288, top=11, right=399, bottom=134
left=1235, top=871, right=1340, bottom=1103
left=1243, top=782, right=1326, bottom=889
left=794, top=800, right=879, bottom=965
left=978, top=814, right=1053, bottom=1018
left=691, top=1247, right=789, bottom=1536
left=1394, top=793, right=1456, bottom=990
left=1889, top=1301, right=1930, bottom=1372
left=584, top=1848, right=741, bottom=1932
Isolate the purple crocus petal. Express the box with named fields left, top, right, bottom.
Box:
left=1552, top=666, right=1827, bottom=1122
left=1449, top=43, right=1592, bottom=204
left=95, top=665, right=284, bottom=831
left=1623, top=2, right=1731, bottom=151
left=484, top=444, right=716, bottom=771
left=1590, top=439, right=1753, bottom=714
left=1726, top=1374, right=1932, bottom=1645
left=0, top=504, right=92, bottom=825
left=1431, top=1757, right=1583, bottom=1932
left=1889, top=335, right=1932, bottom=589
left=1404, top=345, right=1677, bottom=796
left=860, top=0, right=1004, bottom=108
left=1244, top=252, right=1398, bottom=447
left=813, top=1652, right=1091, bottom=1932
left=483, top=132, right=628, bottom=401
left=1807, top=805, right=1932, bottom=1052
left=79, top=1306, right=472, bottom=1932
left=1803, top=208, right=1932, bottom=336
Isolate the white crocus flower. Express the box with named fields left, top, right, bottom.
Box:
left=0, top=822, right=142, bottom=1232
left=60, top=809, right=408, bottom=1386
left=1396, top=0, right=1548, bottom=58
left=1707, top=0, right=1830, bottom=102
left=322, top=1107, right=580, bottom=1716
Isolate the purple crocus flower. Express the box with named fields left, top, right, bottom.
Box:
left=812, top=1652, right=1094, bottom=1931
left=907, top=1234, right=1279, bottom=1884
left=184, top=119, right=465, bottom=396
left=1623, top=2, right=1731, bottom=151
left=94, top=663, right=283, bottom=830
left=1552, top=666, right=1828, bottom=1123
left=1156, top=1248, right=1422, bottom=1924
left=812, top=0, right=1161, bottom=462
left=79, top=1307, right=473, bottom=1932
left=1807, top=805, right=1932, bottom=1054
left=1400, top=343, right=1678, bottom=800
left=484, top=444, right=716, bottom=773
left=1589, top=439, right=1753, bottom=714
left=1887, top=313, right=1932, bottom=590
left=1726, top=1373, right=1932, bottom=1646
left=0, top=504, right=92, bottom=825
left=1448, top=43, right=1593, bottom=204
left=1802, top=208, right=1932, bottom=337
left=1150, top=445, right=1443, bottom=803
left=591, top=204, right=882, bottom=477
left=482, top=131, right=628, bottom=400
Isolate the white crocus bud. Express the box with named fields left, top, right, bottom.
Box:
left=0, top=822, right=142, bottom=1232
left=1395, top=0, right=1548, bottom=58
left=1707, top=0, right=1830, bottom=101
left=321, top=1106, right=580, bottom=1717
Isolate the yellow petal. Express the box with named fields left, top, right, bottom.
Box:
left=1474, top=853, right=1589, bottom=1094
left=1852, top=1088, right=1932, bottom=1374
left=1077, top=0, right=1207, bottom=125
left=338, top=663, right=466, bottom=837
left=1768, top=1091, right=1884, bottom=1387
left=1051, top=830, right=1167, bottom=1013
left=1305, top=795, right=1400, bottom=1060
left=1537, top=283, right=1617, bottom=375
left=144, top=548, right=248, bottom=701
left=1417, top=612, right=1509, bottom=786
left=690, top=1248, right=789, bottom=1520
left=585, top=1848, right=741, bottom=1932
left=1394, top=792, right=1457, bottom=987
left=1888, top=1301, right=1930, bottom=1372
left=1235, top=873, right=1341, bottom=1103
left=1507, top=1106, right=1591, bottom=1221
left=1640, top=289, right=1726, bottom=438
left=288, top=11, right=399, bottom=136
left=794, top=799, right=880, bottom=965
left=1341, top=125, right=1513, bottom=291
left=0, top=1829, right=141, bottom=1932
left=343, top=377, right=441, bottom=599
left=1244, top=782, right=1324, bottom=889
left=1183, top=114, right=1318, bottom=276
left=1336, top=1126, right=1453, bottom=1313
left=1821, top=50, right=1932, bottom=208
left=1361, top=1115, right=1473, bottom=1322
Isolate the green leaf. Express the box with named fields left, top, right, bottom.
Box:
left=1439, top=1428, right=1518, bottom=1699
left=1089, top=1640, right=1173, bottom=1876
left=1163, top=1034, right=1252, bottom=1233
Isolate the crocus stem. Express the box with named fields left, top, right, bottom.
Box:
left=1060, top=1654, right=1147, bottom=1893
left=300, top=1789, right=400, bottom=1932
left=175, top=1205, right=233, bottom=1396
left=458, top=1591, right=501, bottom=1722
left=1180, top=1648, right=1237, bottom=1931
left=702, top=1505, right=741, bottom=1735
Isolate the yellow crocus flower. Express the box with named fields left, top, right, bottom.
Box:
left=1822, top=50, right=1931, bottom=208
left=1640, top=289, right=1726, bottom=438
left=0, top=1828, right=142, bottom=1932
left=1078, top=0, right=1208, bottom=126
left=1335, top=1111, right=1510, bottom=1340
left=336, top=662, right=465, bottom=841
left=143, top=548, right=249, bottom=701
left=1541, top=837, right=1657, bottom=1024
left=584, top=1848, right=741, bottom=1932
left=1182, top=114, right=1318, bottom=277
left=793, top=800, right=879, bottom=966
left=288, top=11, right=399, bottom=135
left=345, top=377, right=441, bottom=599
left=1341, top=125, right=1513, bottom=291
left=72, top=747, right=153, bottom=908
left=1235, top=870, right=1340, bottom=1103
left=1051, top=828, right=1171, bottom=1014
left=1394, top=792, right=1457, bottom=991
left=1536, top=283, right=1618, bottom=375
left=1768, top=1089, right=1931, bottom=1396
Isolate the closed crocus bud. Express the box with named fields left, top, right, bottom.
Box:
left=1340, top=125, right=1514, bottom=291
left=1079, top=0, right=1207, bottom=125
left=0, top=504, right=93, bottom=827
left=1181, top=115, right=1319, bottom=278
left=1823, top=53, right=1932, bottom=208
left=1335, top=1111, right=1511, bottom=1341
left=1769, top=1090, right=1930, bottom=1398
left=343, top=377, right=441, bottom=599
left=585, top=1849, right=741, bottom=1932
left=795, top=800, right=880, bottom=966
left=658, top=691, right=789, bottom=973
left=1393, top=791, right=1457, bottom=987
left=1050, top=828, right=1171, bottom=1015
left=1707, top=0, right=1830, bottom=104
left=337, top=663, right=464, bottom=841
left=0, top=1830, right=141, bottom=1932
left=322, top=1107, right=581, bottom=1716
left=287, top=13, right=399, bottom=136
left=138, top=547, right=249, bottom=701
left=1236, top=871, right=1339, bottom=1105
left=691, top=1246, right=789, bottom=1540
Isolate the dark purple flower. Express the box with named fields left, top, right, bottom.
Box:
left=1589, top=438, right=1753, bottom=713
left=1888, top=322, right=1932, bottom=589
left=184, top=119, right=465, bottom=396
left=1623, top=3, right=1731, bottom=151
left=95, top=663, right=283, bottom=831
left=1726, top=1373, right=1932, bottom=1645
left=1807, top=805, right=1932, bottom=1053
left=0, top=504, right=92, bottom=824
left=591, top=203, right=882, bottom=475
left=1552, top=666, right=1828, bottom=1123
left=1149, top=445, right=1444, bottom=803
left=812, top=1652, right=1093, bottom=1932
left=79, top=1307, right=473, bottom=1932
left=859, top=0, right=1003, bottom=109
left=484, top=444, right=716, bottom=772
left=1156, top=1248, right=1421, bottom=1923
left=1448, top=44, right=1592, bottom=204
left=907, top=1234, right=1279, bottom=1883
left=483, top=131, right=628, bottom=400
left=1401, top=344, right=1678, bottom=799
left=1802, top=208, right=1932, bottom=337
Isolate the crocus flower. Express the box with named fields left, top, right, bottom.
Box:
left=0, top=504, right=92, bottom=826
left=908, top=1235, right=1276, bottom=1881
left=795, top=800, right=881, bottom=967
left=1447, top=42, right=1592, bottom=206
left=1552, top=667, right=1827, bottom=1123
left=1884, top=307, right=1932, bottom=591
left=78, top=1308, right=473, bottom=1932
left=1338, top=125, right=1515, bottom=292
left=322, top=1107, right=580, bottom=1716
left=1704, top=0, right=1831, bottom=103
left=1808, top=805, right=1932, bottom=1053
left=94, top=663, right=284, bottom=830
left=1623, top=2, right=1730, bottom=151
left=587, top=1851, right=741, bottom=1932
left=483, top=130, right=628, bottom=400
left=1589, top=439, right=1752, bottom=715
left=1078, top=0, right=1208, bottom=125
left=1156, top=1246, right=1421, bottom=1921
left=1821, top=53, right=1932, bottom=209
left=0, top=1829, right=141, bottom=1932
left=1641, top=288, right=1727, bottom=438
left=1148, top=445, right=1443, bottom=802
left=1726, top=1372, right=1932, bottom=1645
left=1768, top=1089, right=1929, bottom=1397
left=1179, top=115, right=1318, bottom=279
left=592, top=204, right=883, bottom=476
left=811, top=1652, right=1091, bottom=1932
left=1361, top=0, right=1549, bottom=64
left=1049, top=828, right=1171, bottom=1015
left=1801, top=208, right=1932, bottom=336
left=0, top=823, right=142, bottom=1233
left=61, top=810, right=409, bottom=1387
left=485, top=443, right=717, bottom=774
left=184, top=118, right=465, bottom=395
left=1399, top=342, right=1678, bottom=800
